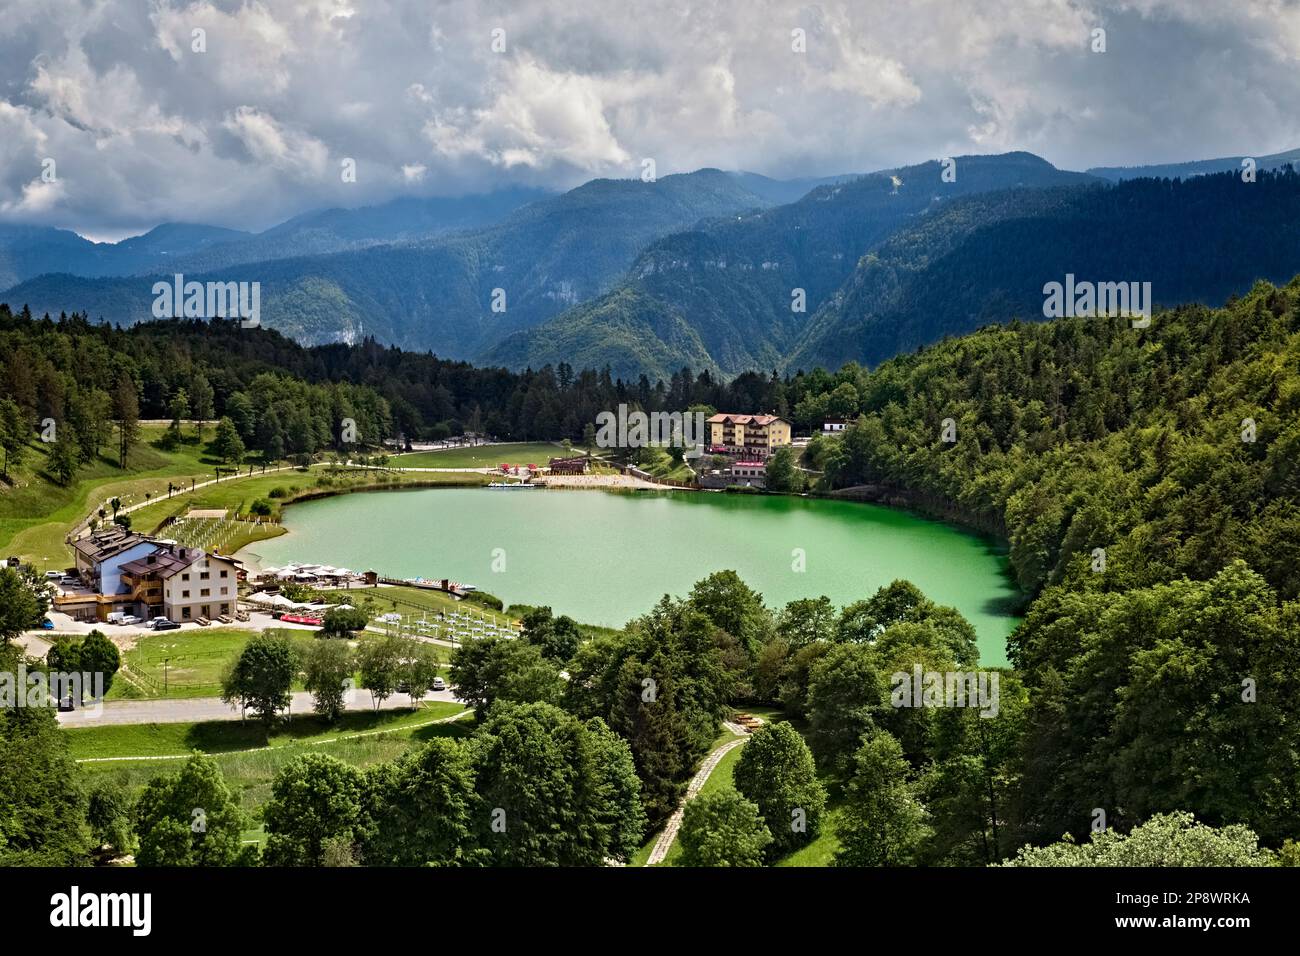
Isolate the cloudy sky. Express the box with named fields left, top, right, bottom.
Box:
left=2, top=0, right=1299, bottom=239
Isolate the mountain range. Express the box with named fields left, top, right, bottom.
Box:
left=4, top=148, right=1299, bottom=381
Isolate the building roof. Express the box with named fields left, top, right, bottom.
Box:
left=706, top=413, right=787, bottom=426
left=119, top=545, right=205, bottom=580
left=74, top=527, right=153, bottom=564
left=119, top=543, right=241, bottom=581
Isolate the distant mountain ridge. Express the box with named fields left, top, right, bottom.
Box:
left=3, top=169, right=775, bottom=355
left=0, top=186, right=549, bottom=290
left=484, top=152, right=1099, bottom=379
left=1087, top=146, right=1300, bottom=182
left=9, top=149, right=1300, bottom=382
left=789, top=168, right=1300, bottom=371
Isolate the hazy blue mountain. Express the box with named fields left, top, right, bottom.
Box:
left=0, top=187, right=547, bottom=290
left=725, top=170, right=863, bottom=204
left=1087, top=146, right=1300, bottom=181
left=484, top=152, right=1099, bottom=380
left=3, top=169, right=771, bottom=356
left=0, top=222, right=248, bottom=289
left=164, top=186, right=551, bottom=273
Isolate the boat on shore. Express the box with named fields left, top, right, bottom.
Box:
left=486, top=481, right=540, bottom=489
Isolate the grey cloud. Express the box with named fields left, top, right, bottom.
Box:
left=0, top=0, right=1297, bottom=237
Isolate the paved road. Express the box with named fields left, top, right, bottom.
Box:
left=57, top=687, right=461, bottom=728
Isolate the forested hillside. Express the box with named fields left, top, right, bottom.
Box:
left=0, top=306, right=795, bottom=454
left=791, top=168, right=1300, bottom=371
left=487, top=152, right=1097, bottom=380
left=794, top=276, right=1300, bottom=844
left=3, top=170, right=772, bottom=358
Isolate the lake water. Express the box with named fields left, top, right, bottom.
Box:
left=242, top=487, right=1020, bottom=665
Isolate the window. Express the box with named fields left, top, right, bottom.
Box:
left=182, top=590, right=190, bottom=598
left=220, top=570, right=228, bottom=578
left=200, top=588, right=210, bottom=597
left=200, top=571, right=210, bottom=580
left=221, top=604, right=230, bottom=614
left=181, top=573, right=189, bottom=581
left=182, top=607, right=191, bottom=619
left=220, top=587, right=228, bottom=595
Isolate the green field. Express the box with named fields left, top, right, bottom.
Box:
left=73, top=703, right=471, bottom=813
left=112, top=627, right=317, bottom=700
left=0, top=423, right=496, bottom=569
left=634, top=447, right=695, bottom=483
left=0, top=425, right=228, bottom=569
left=67, top=701, right=466, bottom=759
left=389, top=441, right=599, bottom=470
left=113, top=622, right=451, bottom=701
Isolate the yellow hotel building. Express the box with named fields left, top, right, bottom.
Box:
left=706, top=413, right=793, bottom=458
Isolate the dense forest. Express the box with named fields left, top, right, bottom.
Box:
left=785, top=275, right=1300, bottom=845
left=0, top=303, right=827, bottom=460
left=5, top=276, right=1300, bottom=866
left=791, top=167, right=1300, bottom=371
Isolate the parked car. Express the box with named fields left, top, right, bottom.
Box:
left=150, top=618, right=181, bottom=631
left=43, top=570, right=63, bottom=580
left=39, top=619, right=54, bottom=630
left=57, top=695, right=75, bottom=712
left=431, top=677, right=447, bottom=692
left=118, top=615, right=141, bottom=626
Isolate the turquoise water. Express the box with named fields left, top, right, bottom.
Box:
left=243, top=488, right=1020, bottom=665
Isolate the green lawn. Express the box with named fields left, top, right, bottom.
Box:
left=66, top=701, right=466, bottom=759
left=112, top=627, right=319, bottom=700
left=0, top=424, right=492, bottom=569
left=0, top=425, right=227, bottom=568
left=634, top=447, right=696, bottom=483
left=389, top=442, right=598, bottom=470
left=74, top=704, right=473, bottom=813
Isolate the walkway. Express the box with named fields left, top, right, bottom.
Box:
left=75, top=462, right=299, bottom=540
left=645, top=734, right=749, bottom=865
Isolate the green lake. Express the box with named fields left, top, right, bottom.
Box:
left=242, top=487, right=1021, bottom=665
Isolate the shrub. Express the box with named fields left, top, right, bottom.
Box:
left=268, top=486, right=289, bottom=499
left=463, top=590, right=504, bottom=612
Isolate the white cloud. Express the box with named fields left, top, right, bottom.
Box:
left=222, top=106, right=330, bottom=178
